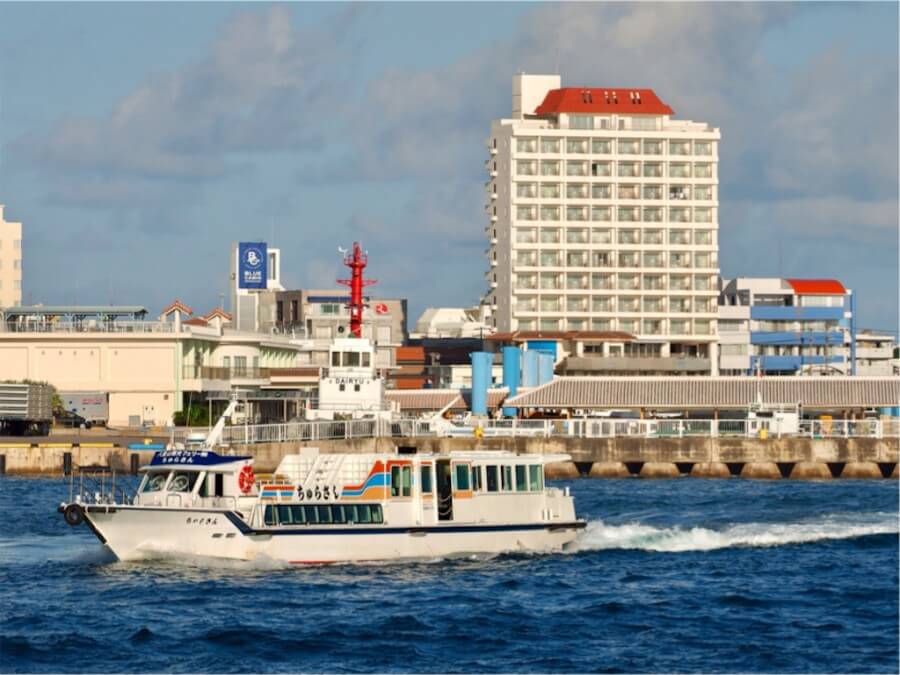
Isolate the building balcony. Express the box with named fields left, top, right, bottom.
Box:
left=749, top=354, right=845, bottom=372
left=750, top=331, right=845, bottom=346
left=560, top=356, right=711, bottom=374
left=750, top=306, right=844, bottom=321
left=182, top=365, right=272, bottom=385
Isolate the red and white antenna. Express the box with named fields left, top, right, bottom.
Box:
left=337, top=242, right=376, bottom=338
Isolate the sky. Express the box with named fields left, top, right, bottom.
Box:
left=0, top=2, right=897, bottom=333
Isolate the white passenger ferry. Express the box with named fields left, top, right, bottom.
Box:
left=60, top=445, right=585, bottom=564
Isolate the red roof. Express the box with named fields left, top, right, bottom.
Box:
left=534, top=88, right=673, bottom=116
left=786, top=279, right=847, bottom=295
left=161, top=299, right=193, bottom=316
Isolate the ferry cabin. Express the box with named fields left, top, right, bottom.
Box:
left=134, top=448, right=577, bottom=531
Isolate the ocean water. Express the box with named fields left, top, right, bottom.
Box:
left=0, top=477, right=897, bottom=674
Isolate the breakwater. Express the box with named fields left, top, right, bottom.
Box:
left=1, top=435, right=897, bottom=479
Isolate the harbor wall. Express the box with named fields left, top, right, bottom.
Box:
left=1, top=436, right=897, bottom=478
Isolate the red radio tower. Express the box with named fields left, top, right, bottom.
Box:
left=337, top=242, right=376, bottom=338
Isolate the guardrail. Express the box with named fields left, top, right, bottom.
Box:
left=211, top=416, right=900, bottom=445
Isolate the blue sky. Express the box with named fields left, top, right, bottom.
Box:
left=0, top=2, right=897, bottom=332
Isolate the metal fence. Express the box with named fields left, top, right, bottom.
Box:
left=201, top=415, right=900, bottom=446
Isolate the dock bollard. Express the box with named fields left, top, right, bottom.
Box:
left=63, top=452, right=72, bottom=476
left=130, top=454, right=140, bottom=475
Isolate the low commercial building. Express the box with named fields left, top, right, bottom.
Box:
left=855, top=330, right=899, bottom=376
left=718, top=278, right=855, bottom=375
left=0, top=303, right=312, bottom=426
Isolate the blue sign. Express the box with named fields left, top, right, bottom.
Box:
left=238, top=242, right=267, bottom=289
left=149, top=450, right=252, bottom=467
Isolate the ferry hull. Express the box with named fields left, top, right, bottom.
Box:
left=79, top=506, right=584, bottom=563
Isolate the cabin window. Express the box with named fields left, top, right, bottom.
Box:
left=339, top=384, right=346, bottom=392
left=345, top=351, right=360, bottom=367
left=331, top=352, right=341, bottom=367
left=529, top=465, right=543, bottom=491
left=502, top=466, right=513, bottom=491
left=142, top=472, right=168, bottom=492
left=454, top=464, right=471, bottom=491
left=470, top=466, right=482, bottom=492
left=277, top=505, right=294, bottom=525
left=391, top=465, right=412, bottom=497
left=330, top=505, right=347, bottom=524
left=317, top=505, right=333, bottom=524
left=515, top=465, right=528, bottom=492
left=305, top=505, right=320, bottom=524
left=291, top=505, right=307, bottom=525
left=362, top=353, right=371, bottom=367
left=371, top=505, right=384, bottom=524
left=356, top=504, right=373, bottom=524
left=264, top=505, right=277, bottom=526
left=486, top=465, right=499, bottom=492
left=420, top=465, right=433, bottom=494
left=168, top=471, right=199, bottom=493
left=215, top=473, right=224, bottom=497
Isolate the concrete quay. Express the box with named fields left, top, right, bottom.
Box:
left=1, top=435, right=897, bottom=479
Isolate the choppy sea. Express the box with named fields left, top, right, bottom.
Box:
left=0, top=477, right=897, bottom=673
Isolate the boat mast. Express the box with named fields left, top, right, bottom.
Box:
left=337, top=242, right=377, bottom=338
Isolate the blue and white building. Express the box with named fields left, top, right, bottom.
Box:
left=718, top=277, right=855, bottom=375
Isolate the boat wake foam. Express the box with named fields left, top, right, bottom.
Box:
left=568, top=512, right=898, bottom=553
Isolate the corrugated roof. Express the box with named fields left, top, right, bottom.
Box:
left=535, top=88, right=674, bottom=116
left=505, top=377, right=900, bottom=409
left=385, top=388, right=511, bottom=412
left=786, top=279, right=847, bottom=295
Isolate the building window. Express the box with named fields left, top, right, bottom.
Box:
left=540, top=160, right=560, bottom=176
left=540, top=138, right=560, bottom=153
left=569, top=115, right=594, bottom=130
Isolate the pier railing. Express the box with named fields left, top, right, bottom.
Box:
left=218, top=416, right=900, bottom=445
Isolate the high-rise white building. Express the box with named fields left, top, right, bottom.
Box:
left=0, top=205, right=23, bottom=308
left=483, top=74, right=720, bottom=372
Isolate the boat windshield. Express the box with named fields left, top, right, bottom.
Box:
left=168, top=471, right=201, bottom=493
left=142, top=471, right=169, bottom=493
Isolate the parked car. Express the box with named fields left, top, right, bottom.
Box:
left=55, top=409, right=92, bottom=429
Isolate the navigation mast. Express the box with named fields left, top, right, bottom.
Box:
left=337, top=242, right=377, bottom=338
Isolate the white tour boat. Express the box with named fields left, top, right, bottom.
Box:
left=59, top=411, right=585, bottom=563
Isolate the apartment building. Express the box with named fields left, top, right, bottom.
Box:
left=483, top=74, right=721, bottom=374
left=0, top=205, right=23, bottom=308
left=718, top=277, right=855, bottom=375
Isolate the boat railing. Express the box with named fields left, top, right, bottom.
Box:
left=67, top=466, right=139, bottom=506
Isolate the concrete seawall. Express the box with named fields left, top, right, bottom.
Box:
left=1, top=436, right=897, bottom=479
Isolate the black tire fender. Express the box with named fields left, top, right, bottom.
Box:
left=64, top=503, right=84, bottom=527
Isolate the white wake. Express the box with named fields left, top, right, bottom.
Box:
left=568, top=512, right=899, bottom=553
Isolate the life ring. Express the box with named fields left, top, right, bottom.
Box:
left=64, top=503, right=84, bottom=527
left=238, top=465, right=255, bottom=494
